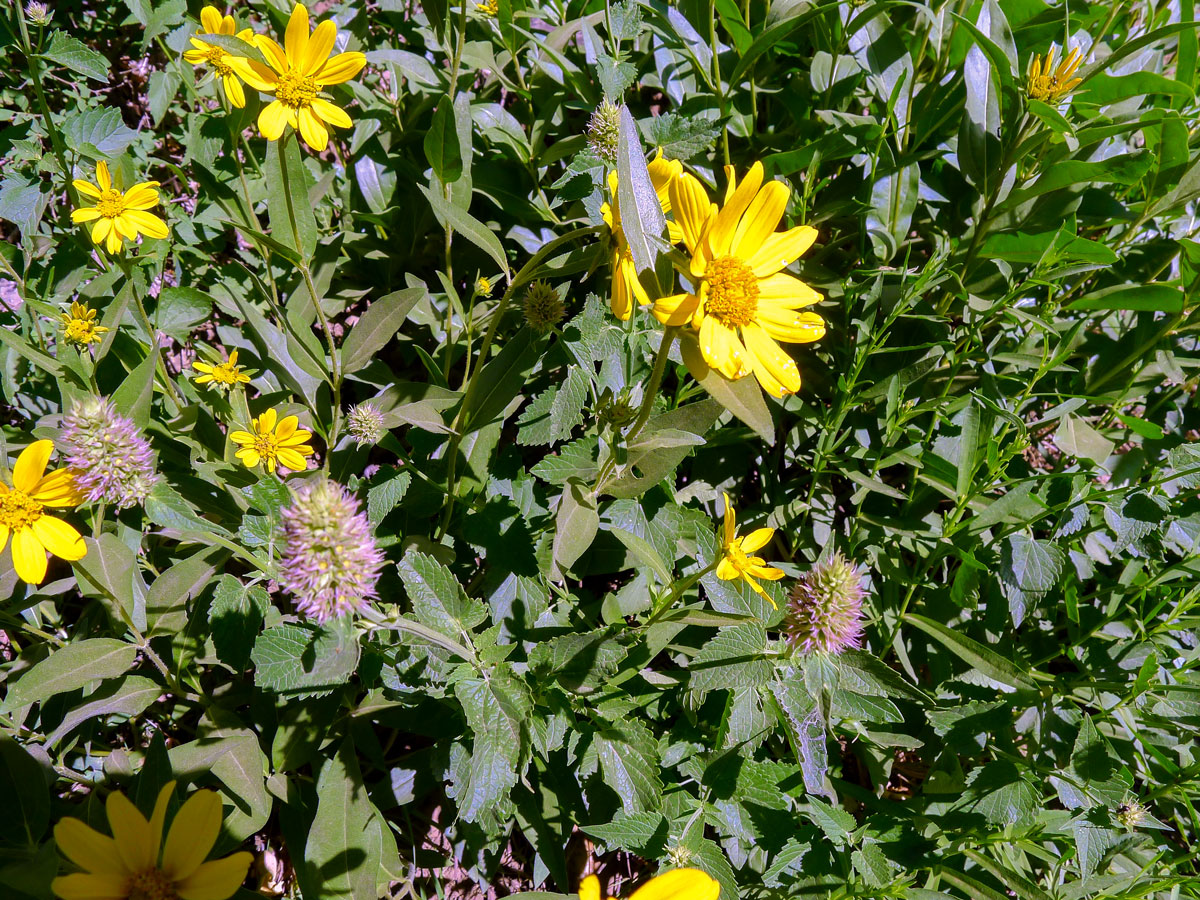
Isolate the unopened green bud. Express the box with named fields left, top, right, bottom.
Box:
left=587, top=100, right=622, bottom=165
left=523, top=280, right=565, bottom=333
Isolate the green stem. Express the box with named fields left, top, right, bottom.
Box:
left=624, top=326, right=677, bottom=444
left=118, top=258, right=184, bottom=408
left=12, top=0, right=73, bottom=201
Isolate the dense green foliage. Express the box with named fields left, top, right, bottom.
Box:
left=1, top=0, right=1200, bottom=898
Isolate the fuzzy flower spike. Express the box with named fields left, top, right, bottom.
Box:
left=60, top=397, right=159, bottom=509
left=784, top=552, right=866, bottom=655
left=238, top=3, right=367, bottom=151
left=279, top=479, right=384, bottom=622
left=716, top=492, right=785, bottom=607
left=580, top=868, right=720, bottom=900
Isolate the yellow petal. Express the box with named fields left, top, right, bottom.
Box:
left=731, top=180, right=789, bottom=260
left=175, top=853, right=254, bottom=900
left=256, top=36, right=289, bottom=75
left=311, top=97, right=352, bottom=129
left=231, top=57, right=278, bottom=91
left=581, top=875, right=601, bottom=900
left=284, top=3, right=310, bottom=65
left=746, top=225, right=818, bottom=277
left=757, top=308, right=825, bottom=345
left=303, top=19, right=337, bottom=74
left=13, top=439, right=52, bottom=493
left=742, top=323, right=801, bottom=395
left=199, top=6, right=222, bottom=34
left=297, top=106, right=329, bottom=151
left=123, top=209, right=170, bottom=240
left=280, top=429, right=313, bottom=447
left=739, top=526, right=774, bottom=554
left=314, top=51, right=366, bottom=85
left=0, top=523, right=9, bottom=553
left=224, top=74, right=245, bottom=108
left=699, top=317, right=744, bottom=380
left=276, top=448, right=309, bottom=471
left=162, top=790, right=223, bottom=881
left=11, top=527, right=48, bottom=585
left=72, top=207, right=101, bottom=223
left=192, top=362, right=214, bottom=374
left=708, top=162, right=763, bottom=258
left=53, top=818, right=128, bottom=876
left=73, top=179, right=102, bottom=198
left=259, top=101, right=290, bottom=141
left=149, top=782, right=176, bottom=864
left=716, top=557, right=739, bottom=580
left=50, top=872, right=129, bottom=900
left=669, top=173, right=714, bottom=258
left=106, top=227, right=124, bottom=255
left=258, top=408, right=278, bottom=432
left=628, top=870, right=721, bottom=900
left=228, top=430, right=254, bottom=445
left=652, top=292, right=700, bottom=328
left=236, top=449, right=261, bottom=468
left=95, top=160, right=111, bottom=191
left=32, top=516, right=86, bottom=561
left=105, top=790, right=154, bottom=872
left=755, top=272, right=822, bottom=309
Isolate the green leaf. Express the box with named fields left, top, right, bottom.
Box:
left=461, top=327, right=544, bottom=433
left=592, top=720, right=662, bottom=814
left=643, top=112, right=719, bottom=160
left=1, top=638, right=137, bottom=713
left=0, top=737, right=49, bottom=846
left=1055, top=414, right=1115, bottom=464
left=529, top=629, right=629, bottom=694
left=397, top=551, right=487, bottom=646
left=581, top=812, right=667, bottom=856
left=251, top=620, right=360, bottom=697
left=265, top=136, right=318, bottom=259
left=615, top=105, right=667, bottom=295
left=531, top=435, right=599, bottom=485
left=146, top=546, right=227, bottom=637
left=168, top=730, right=271, bottom=840
left=689, top=624, right=771, bottom=694
left=417, top=182, right=510, bottom=278
left=424, top=96, right=463, bottom=184
left=601, top=397, right=723, bottom=498
left=341, top=287, right=424, bottom=373
left=549, top=365, right=590, bottom=444
left=552, top=478, right=599, bottom=575
left=967, top=760, right=1039, bottom=826
left=678, top=334, right=774, bottom=443
left=366, top=470, right=411, bottom=526
left=62, top=107, right=138, bottom=160
left=904, top=613, right=1036, bottom=691
left=452, top=665, right=531, bottom=821
left=40, top=31, right=110, bottom=82
left=45, top=675, right=160, bottom=747
left=152, top=287, right=212, bottom=340
left=209, top=575, right=270, bottom=671
left=0, top=175, right=48, bottom=238
left=72, top=534, right=147, bottom=629
left=305, top=736, right=395, bottom=899
left=807, top=796, right=856, bottom=846
left=1066, top=284, right=1185, bottom=313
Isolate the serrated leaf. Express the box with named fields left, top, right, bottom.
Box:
left=593, top=720, right=662, bottom=813
left=251, top=621, right=360, bottom=697
left=807, top=797, right=856, bottom=846
left=452, top=666, right=531, bottom=821
left=581, top=812, right=667, bottom=856
left=367, top=470, right=411, bottom=526
left=41, top=31, right=110, bottom=82
left=397, top=551, right=487, bottom=646
left=63, top=107, right=138, bottom=160
left=209, top=575, right=270, bottom=671
left=1, top=639, right=137, bottom=713
left=689, top=624, right=771, bottom=694
left=644, top=112, right=719, bottom=160
left=549, top=365, right=589, bottom=443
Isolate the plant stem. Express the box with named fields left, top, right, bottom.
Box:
left=624, top=326, right=677, bottom=444
left=118, top=258, right=184, bottom=408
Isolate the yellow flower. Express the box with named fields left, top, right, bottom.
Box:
left=192, top=349, right=252, bottom=390
left=601, top=150, right=684, bottom=320
left=716, top=492, right=784, bottom=607
left=476, top=0, right=498, bottom=15
left=0, top=440, right=85, bottom=585
left=229, top=407, right=315, bottom=473
left=475, top=275, right=493, bottom=297
left=1027, top=45, right=1084, bottom=103
left=653, top=162, right=825, bottom=398
left=71, top=161, right=169, bottom=255
left=52, top=781, right=253, bottom=900
left=59, top=301, right=109, bottom=347
left=580, top=869, right=720, bottom=900
left=237, top=3, right=367, bottom=151
left=182, top=6, right=258, bottom=108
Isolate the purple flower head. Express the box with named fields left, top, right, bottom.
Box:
left=279, top=479, right=384, bottom=623
left=59, top=397, right=158, bottom=509
left=784, top=552, right=866, bottom=656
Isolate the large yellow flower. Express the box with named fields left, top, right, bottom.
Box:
left=52, top=781, right=253, bottom=900
left=716, top=492, right=784, bottom=607
left=653, top=162, right=825, bottom=397
left=0, top=440, right=85, bottom=584
left=237, top=3, right=366, bottom=151
left=1027, top=45, right=1083, bottom=103
left=182, top=6, right=258, bottom=108
left=230, top=407, right=315, bottom=473
left=601, top=150, right=684, bottom=320
left=580, top=869, right=720, bottom=900
left=71, top=161, right=169, bottom=255
left=192, top=349, right=252, bottom=390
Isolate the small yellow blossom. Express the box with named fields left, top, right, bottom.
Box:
left=580, top=868, right=720, bottom=900
left=0, top=440, right=85, bottom=585
left=476, top=0, right=499, bottom=15
left=182, top=6, right=258, bottom=108
left=230, top=407, right=315, bottom=473
left=71, top=161, right=169, bottom=255
left=59, top=301, right=109, bottom=347
left=52, top=781, right=252, bottom=900
left=1027, top=45, right=1084, bottom=103
left=192, top=349, right=252, bottom=390
left=237, top=3, right=367, bottom=151
left=601, top=150, right=684, bottom=321
left=475, top=275, right=493, bottom=297
left=716, top=492, right=785, bottom=607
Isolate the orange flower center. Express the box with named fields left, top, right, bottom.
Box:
left=126, top=867, right=179, bottom=900
left=251, top=428, right=280, bottom=463
left=203, top=45, right=234, bottom=77
left=0, top=490, right=43, bottom=530
left=276, top=69, right=319, bottom=109
left=705, top=255, right=759, bottom=328
left=96, top=189, right=126, bottom=219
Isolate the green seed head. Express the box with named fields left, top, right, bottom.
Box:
left=523, top=280, right=565, bottom=333
left=587, top=100, right=622, bottom=165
